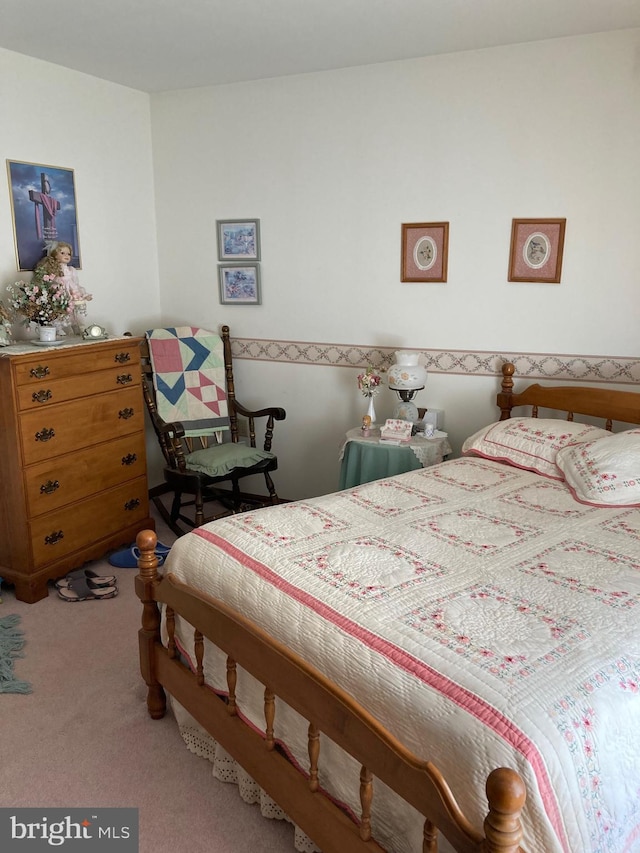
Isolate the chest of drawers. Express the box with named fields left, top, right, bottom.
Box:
left=0, top=337, right=154, bottom=602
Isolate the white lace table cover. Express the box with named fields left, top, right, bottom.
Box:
left=340, top=427, right=452, bottom=467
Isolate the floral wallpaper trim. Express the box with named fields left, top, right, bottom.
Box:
left=230, top=339, right=640, bottom=386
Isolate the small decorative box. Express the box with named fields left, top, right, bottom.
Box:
left=379, top=418, right=413, bottom=443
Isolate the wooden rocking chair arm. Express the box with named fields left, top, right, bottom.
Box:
left=158, top=420, right=187, bottom=440
left=233, top=400, right=287, bottom=421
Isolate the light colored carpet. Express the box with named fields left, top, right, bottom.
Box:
left=0, top=509, right=295, bottom=853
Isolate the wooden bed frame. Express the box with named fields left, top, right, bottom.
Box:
left=136, top=362, right=640, bottom=853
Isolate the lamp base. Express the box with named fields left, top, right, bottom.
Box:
left=392, top=399, right=419, bottom=422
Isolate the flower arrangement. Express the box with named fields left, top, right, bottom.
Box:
left=357, top=366, right=383, bottom=397
left=7, top=270, right=72, bottom=326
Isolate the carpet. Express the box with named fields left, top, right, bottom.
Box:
left=0, top=614, right=32, bottom=693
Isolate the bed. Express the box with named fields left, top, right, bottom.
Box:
left=136, top=362, right=640, bottom=853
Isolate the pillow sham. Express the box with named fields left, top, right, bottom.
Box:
left=462, top=417, right=612, bottom=479
left=555, top=429, right=640, bottom=506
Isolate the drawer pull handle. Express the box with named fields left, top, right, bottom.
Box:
left=35, top=427, right=56, bottom=442
left=122, top=453, right=138, bottom=466
left=30, top=365, right=50, bottom=379
left=117, top=374, right=133, bottom=385
left=124, top=498, right=141, bottom=511
left=45, top=530, right=64, bottom=546
left=32, top=389, right=53, bottom=404
left=40, top=479, right=60, bottom=495
left=119, top=407, right=134, bottom=420
left=115, top=352, right=131, bottom=364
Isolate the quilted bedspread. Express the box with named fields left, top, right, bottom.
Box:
left=165, top=457, right=640, bottom=853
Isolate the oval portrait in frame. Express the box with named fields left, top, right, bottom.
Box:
left=413, top=236, right=437, bottom=271
left=523, top=232, right=550, bottom=269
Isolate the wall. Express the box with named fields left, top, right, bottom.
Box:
left=149, top=30, right=640, bottom=499
left=0, top=49, right=165, bottom=488
left=1, top=33, right=638, bottom=504
left=0, top=48, right=161, bottom=339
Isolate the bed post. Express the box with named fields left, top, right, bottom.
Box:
left=497, top=362, right=516, bottom=421
left=483, top=767, right=526, bottom=852
left=136, top=529, right=167, bottom=720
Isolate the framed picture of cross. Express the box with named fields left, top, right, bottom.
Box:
left=6, top=160, right=81, bottom=271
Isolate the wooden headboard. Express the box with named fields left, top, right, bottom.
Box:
left=497, top=362, right=640, bottom=430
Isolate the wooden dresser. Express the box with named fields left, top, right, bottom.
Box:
left=0, top=336, right=154, bottom=602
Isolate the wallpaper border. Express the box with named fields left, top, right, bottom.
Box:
left=231, top=338, right=640, bottom=385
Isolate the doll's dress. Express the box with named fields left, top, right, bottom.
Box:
left=57, top=264, right=91, bottom=334
left=59, top=263, right=80, bottom=296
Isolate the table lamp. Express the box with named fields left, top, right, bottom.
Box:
left=387, top=351, right=427, bottom=422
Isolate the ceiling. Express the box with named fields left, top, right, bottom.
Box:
left=2, top=0, right=639, bottom=93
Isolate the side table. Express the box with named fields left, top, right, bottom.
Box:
left=339, top=427, right=452, bottom=489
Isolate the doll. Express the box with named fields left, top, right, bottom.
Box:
left=35, top=241, right=92, bottom=334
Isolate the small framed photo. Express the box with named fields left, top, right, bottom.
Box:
left=401, top=222, right=449, bottom=282
left=508, top=218, right=566, bottom=283
left=218, top=264, right=261, bottom=305
left=217, top=219, right=260, bottom=261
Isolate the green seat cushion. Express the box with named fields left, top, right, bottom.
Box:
left=185, top=442, right=275, bottom=478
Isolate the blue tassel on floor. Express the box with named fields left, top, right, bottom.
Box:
left=0, top=614, right=32, bottom=694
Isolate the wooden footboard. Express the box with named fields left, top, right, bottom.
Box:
left=136, top=529, right=526, bottom=853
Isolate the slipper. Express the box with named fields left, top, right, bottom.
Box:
left=55, top=568, right=116, bottom=590
left=108, top=542, right=170, bottom=569
left=57, top=576, right=118, bottom=602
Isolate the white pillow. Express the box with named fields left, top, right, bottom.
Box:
left=556, top=429, right=640, bottom=506
left=462, top=417, right=612, bottom=479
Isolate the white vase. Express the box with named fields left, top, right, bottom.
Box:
left=38, top=325, right=57, bottom=342
left=365, top=395, right=377, bottom=425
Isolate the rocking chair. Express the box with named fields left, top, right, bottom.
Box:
left=141, top=325, right=286, bottom=536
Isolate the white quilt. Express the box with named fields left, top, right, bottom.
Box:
left=165, top=457, right=640, bottom=853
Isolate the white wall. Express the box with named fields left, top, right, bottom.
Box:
left=149, top=30, right=640, bottom=498
left=2, top=32, right=638, bottom=503
left=0, top=48, right=160, bottom=337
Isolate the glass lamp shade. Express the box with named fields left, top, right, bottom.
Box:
left=387, top=351, right=427, bottom=391
left=394, top=399, right=420, bottom=422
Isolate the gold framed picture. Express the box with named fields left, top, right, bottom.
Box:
left=7, top=159, right=81, bottom=271
left=401, top=222, right=449, bottom=282
left=508, top=218, right=566, bottom=283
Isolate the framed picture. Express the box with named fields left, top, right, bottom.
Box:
left=217, top=219, right=260, bottom=261
left=508, top=218, right=566, bottom=283
left=218, top=264, right=261, bottom=305
left=6, top=160, right=81, bottom=271
left=401, top=222, right=449, bottom=282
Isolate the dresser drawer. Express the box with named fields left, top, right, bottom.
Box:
left=20, top=387, right=145, bottom=465
left=13, top=341, right=141, bottom=386
left=16, top=364, right=141, bottom=411
left=24, top=432, right=146, bottom=517
left=30, top=476, right=149, bottom=568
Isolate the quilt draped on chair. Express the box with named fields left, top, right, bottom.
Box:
left=146, top=327, right=229, bottom=438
